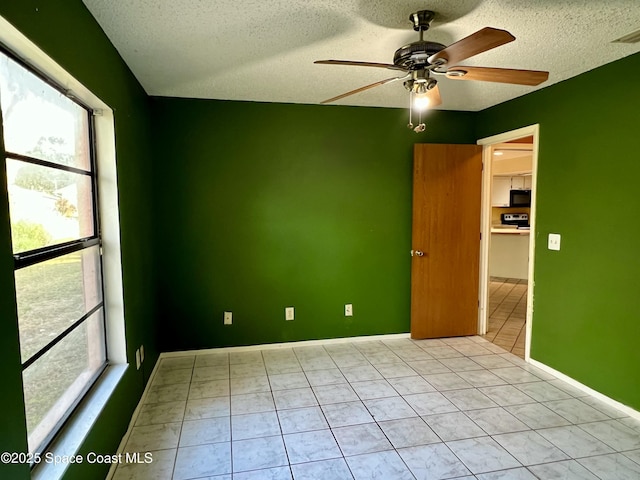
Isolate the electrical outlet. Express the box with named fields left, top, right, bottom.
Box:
left=224, top=311, right=232, bottom=325
left=140, top=344, right=145, bottom=363
left=548, top=233, right=561, bottom=251
left=135, top=349, right=141, bottom=370
left=285, top=307, right=295, bottom=321
left=345, top=304, right=353, bottom=316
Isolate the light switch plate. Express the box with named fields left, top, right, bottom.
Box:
left=345, top=304, right=353, bottom=316
left=224, top=311, right=232, bottom=325
left=135, top=349, right=141, bottom=370
left=548, top=233, right=561, bottom=251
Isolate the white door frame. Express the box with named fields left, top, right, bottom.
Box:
left=477, top=124, right=540, bottom=360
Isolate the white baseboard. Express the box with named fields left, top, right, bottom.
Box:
left=529, top=358, right=640, bottom=421
left=160, top=332, right=412, bottom=358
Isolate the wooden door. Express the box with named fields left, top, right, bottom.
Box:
left=411, top=144, right=482, bottom=339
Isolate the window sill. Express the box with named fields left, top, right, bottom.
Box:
left=31, top=364, right=127, bottom=480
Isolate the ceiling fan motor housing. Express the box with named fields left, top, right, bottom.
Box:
left=394, top=41, right=446, bottom=70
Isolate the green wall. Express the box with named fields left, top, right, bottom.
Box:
left=0, top=2, right=158, bottom=479
left=152, top=98, right=476, bottom=351
left=477, top=51, right=640, bottom=411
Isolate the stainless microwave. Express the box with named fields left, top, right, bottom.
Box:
left=510, top=189, right=531, bottom=208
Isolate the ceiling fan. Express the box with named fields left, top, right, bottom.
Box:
left=315, top=10, right=549, bottom=132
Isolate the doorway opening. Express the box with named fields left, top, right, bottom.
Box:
left=478, top=125, right=539, bottom=360
left=485, top=277, right=528, bottom=357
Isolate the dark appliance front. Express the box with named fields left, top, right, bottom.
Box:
left=509, top=189, right=531, bottom=208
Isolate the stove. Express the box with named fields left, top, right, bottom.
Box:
left=501, top=213, right=529, bottom=228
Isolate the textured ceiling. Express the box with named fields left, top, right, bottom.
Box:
left=82, top=0, right=640, bottom=111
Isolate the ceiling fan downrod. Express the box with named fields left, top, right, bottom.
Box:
left=410, top=10, right=436, bottom=32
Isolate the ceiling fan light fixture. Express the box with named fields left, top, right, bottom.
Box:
left=413, top=94, right=431, bottom=111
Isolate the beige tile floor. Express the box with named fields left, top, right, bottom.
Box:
left=112, top=336, right=640, bottom=479
left=484, top=278, right=527, bottom=358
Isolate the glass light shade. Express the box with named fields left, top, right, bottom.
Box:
left=413, top=94, right=431, bottom=111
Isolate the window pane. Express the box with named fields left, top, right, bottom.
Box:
left=15, top=246, right=103, bottom=363
left=6, top=158, right=94, bottom=253
left=0, top=53, right=91, bottom=170
left=23, top=309, right=106, bottom=454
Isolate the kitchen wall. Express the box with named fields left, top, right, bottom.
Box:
left=151, top=97, right=477, bottom=351
left=477, top=50, right=640, bottom=412
left=492, top=158, right=532, bottom=176
left=0, top=2, right=159, bottom=479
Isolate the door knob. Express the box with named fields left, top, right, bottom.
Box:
left=411, top=250, right=425, bottom=257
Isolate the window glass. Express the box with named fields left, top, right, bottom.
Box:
left=22, top=310, right=106, bottom=453
left=6, top=158, right=94, bottom=254
left=1, top=49, right=107, bottom=457
left=15, top=246, right=103, bottom=362
left=0, top=54, right=91, bottom=171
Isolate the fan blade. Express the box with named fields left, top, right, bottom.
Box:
left=428, top=27, right=515, bottom=66
left=446, top=66, right=549, bottom=86
left=320, top=75, right=409, bottom=104
left=315, top=60, right=407, bottom=72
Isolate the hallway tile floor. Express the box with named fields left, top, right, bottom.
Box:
left=484, top=278, right=527, bottom=358
left=112, top=336, right=640, bottom=479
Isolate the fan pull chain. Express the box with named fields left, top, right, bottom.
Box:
left=414, top=108, right=426, bottom=133
left=407, top=91, right=414, bottom=129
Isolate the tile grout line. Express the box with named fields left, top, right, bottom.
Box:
left=168, top=360, right=193, bottom=480
left=302, top=345, right=359, bottom=480
left=263, top=349, right=296, bottom=479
